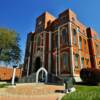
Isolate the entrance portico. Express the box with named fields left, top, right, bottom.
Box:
left=36, top=67, right=48, bottom=83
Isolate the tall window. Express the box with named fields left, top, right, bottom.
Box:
left=73, top=29, right=77, bottom=45
left=86, top=58, right=89, bottom=66
left=81, top=57, right=84, bottom=68
left=55, top=32, right=58, bottom=48
left=37, top=35, right=41, bottom=46
left=96, top=44, right=99, bottom=54
left=84, top=39, right=86, bottom=51
left=62, top=28, right=68, bottom=45
left=62, top=53, right=69, bottom=73
left=52, top=34, right=55, bottom=48
left=79, top=36, right=82, bottom=49
left=74, top=54, right=79, bottom=68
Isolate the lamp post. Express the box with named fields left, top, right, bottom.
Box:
left=11, top=65, right=17, bottom=85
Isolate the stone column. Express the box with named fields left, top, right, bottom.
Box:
left=77, top=28, right=82, bottom=69
left=56, top=48, right=58, bottom=76
left=92, top=38, right=97, bottom=68
left=48, top=31, right=52, bottom=73
left=11, top=68, right=16, bottom=85
left=43, top=32, right=46, bottom=67
left=58, top=28, right=61, bottom=75
left=68, top=22, right=74, bottom=76
left=27, top=40, right=31, bottom=77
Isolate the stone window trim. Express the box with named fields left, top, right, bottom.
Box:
left=61, top=26, right=68, bottom=33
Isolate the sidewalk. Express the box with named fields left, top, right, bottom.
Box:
left=0, top=83, right=65, bottom=100
left=0, top=93, right=64, bottom=100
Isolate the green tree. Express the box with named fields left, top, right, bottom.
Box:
left=0, top=28, right=21, bottom=65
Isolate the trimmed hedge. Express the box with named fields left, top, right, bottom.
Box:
left=80, top=68, right=100, bottom=84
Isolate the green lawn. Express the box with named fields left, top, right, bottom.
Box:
left=62, top=84, right=100, bottom=100
left=0, top=83, right=10, bottom=88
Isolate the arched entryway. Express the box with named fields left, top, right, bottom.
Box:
left=34, top=56, right=42, bottom=72
left=36, top=67, right=48, bottom=83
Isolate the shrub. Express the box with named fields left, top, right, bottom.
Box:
left=80, top=68, right=100, bottom=84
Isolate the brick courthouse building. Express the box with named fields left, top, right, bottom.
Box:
left=23, top=9, right=100, bottom=81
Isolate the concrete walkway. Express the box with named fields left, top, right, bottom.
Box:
left=0, top=83, right=65, bottom=100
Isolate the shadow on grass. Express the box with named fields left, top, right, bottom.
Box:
left=75, top=82, right=99, bottom=86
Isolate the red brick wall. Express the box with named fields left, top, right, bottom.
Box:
left=0, top=67, right=22, bottom=81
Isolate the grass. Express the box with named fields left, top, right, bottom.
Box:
left=62, top=84, right=100, bottom=100
left=0, top=83, right=10, bottom=88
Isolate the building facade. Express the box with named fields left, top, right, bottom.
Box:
left=23, top=9, right=100, bottom=80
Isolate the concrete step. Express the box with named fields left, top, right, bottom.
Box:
left=18, top=73, right=36, bottom=83
left=74, top=76, right=82, bottom=82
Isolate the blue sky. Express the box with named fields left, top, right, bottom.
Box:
left=0, top=0, right=100, bottom=63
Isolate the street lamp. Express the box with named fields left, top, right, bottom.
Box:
left=11, top=65, right=17, bottom=85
